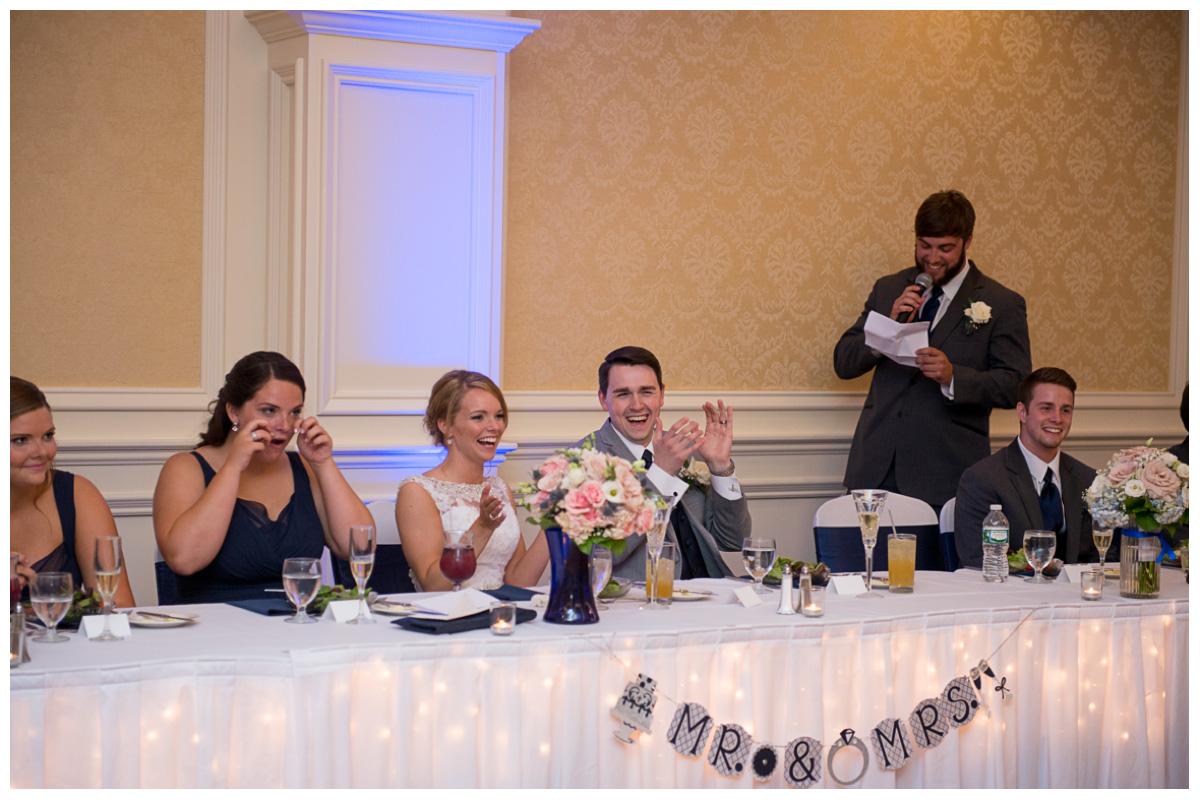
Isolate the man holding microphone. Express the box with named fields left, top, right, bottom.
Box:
left=834, top=190, right=1032, bottom=567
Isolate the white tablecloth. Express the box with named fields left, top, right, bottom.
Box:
left=9, top=569, right=1188, bottom=788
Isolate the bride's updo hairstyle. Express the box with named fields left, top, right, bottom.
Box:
left=197, top=352, right=306, bottom=448
left=424, top=370, right=507, bottom=447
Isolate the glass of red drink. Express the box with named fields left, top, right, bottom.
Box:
left=440, top=529, right=476, bottom=591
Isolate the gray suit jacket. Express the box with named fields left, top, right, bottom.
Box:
left=835, top=262, right=1032, bottom=506
left=954, top=439, right=1097, bottom=567
left=579, top=420, right=751, bottom=580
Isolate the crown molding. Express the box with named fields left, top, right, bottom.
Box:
left=245, top=10, right=540, bottom=52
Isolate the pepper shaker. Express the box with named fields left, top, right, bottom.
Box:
left=798, top=564, right=812, bottom=613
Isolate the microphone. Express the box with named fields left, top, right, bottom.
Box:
left=904, top=272, right=934, bottom=323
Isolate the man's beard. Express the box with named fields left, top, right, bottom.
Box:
left=914, top=245, right=968, bottom=287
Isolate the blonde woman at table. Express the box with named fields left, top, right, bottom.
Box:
left=153, top=352, right=372, bottom=603
left=10, top=377, right=135, bottom=606
left=397, top=370, right=548, bottom=591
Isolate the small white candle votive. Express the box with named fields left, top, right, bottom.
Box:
left=490, top=602, right=517, bottom=635
left=1081, top=568, right=1103, bottom=601
left=801, top=586, right=824, bottom=617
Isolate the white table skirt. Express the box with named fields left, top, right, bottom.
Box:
left=9, top=569, right=1188, bottom=789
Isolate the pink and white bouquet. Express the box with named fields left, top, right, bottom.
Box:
left=1085, top=441, right=1189, bottom=535
left=516, top=437, right=666, bottom=555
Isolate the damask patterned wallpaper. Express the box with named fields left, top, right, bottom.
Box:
left=503, top=10, right=1183, bottom=392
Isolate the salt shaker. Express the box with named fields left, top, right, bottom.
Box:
left=776, top=562, right=796, bottom=615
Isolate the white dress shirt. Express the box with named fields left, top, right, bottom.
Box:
left=609, top=425, right=743, bottom=502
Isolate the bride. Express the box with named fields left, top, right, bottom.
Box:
left=397, top=370, right=548, bottom=591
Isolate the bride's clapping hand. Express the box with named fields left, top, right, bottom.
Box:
left=477, top=483, right=506, bottom=532
left=296, top=417, right=333, bottom=466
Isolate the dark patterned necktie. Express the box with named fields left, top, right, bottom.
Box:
left=1039, top=467, right=1064, bottom=533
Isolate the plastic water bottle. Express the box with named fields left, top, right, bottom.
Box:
left=982, top=504, right=1009, bottom=583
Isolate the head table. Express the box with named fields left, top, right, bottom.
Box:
left=9, top=568, right=1187, bottom=789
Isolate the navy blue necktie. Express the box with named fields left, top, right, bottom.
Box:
left=1039, top=467, right=1064, bottom=534
left=919, top=286, right=943, bottom=326
left=642, top=449, right=653, bottom=469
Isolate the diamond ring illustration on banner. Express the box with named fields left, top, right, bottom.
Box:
left=827, top=728, right=870, bottom=787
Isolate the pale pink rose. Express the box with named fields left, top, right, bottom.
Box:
left=634, top=506, right=654, bottom=533
left=581, top=450, right=610, bottom=481
left=564, top=487, right=594, bottom=516
left=576, top=480, right=605, bottom=508
left=616, top=464, right=644, bottom=504
left=1106, top=455, right=1139, bottom=488
left=1141, top=458, right=1182, bottom=500
left=536, top=455, right=569, bottom=492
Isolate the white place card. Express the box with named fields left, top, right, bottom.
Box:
left=82, top=614, right=131, bottom=639
left=1059, top=564, right=1090, bottom=583
left=324, top=599, right=370, bottom=623
left=830, top=574, right=869, bottom=595
left=733, top=585, right=763, bottom=607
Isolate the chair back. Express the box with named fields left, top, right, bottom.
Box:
left=813, top=493, right=941, bottom=572
left=333, top=500, right=415, bottom=594
left=154, top=548, right=180, bottom=606
left=939, top=497, right=960, bottom=571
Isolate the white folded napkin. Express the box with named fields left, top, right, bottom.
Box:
left=408, top=588, right=496, bottom=620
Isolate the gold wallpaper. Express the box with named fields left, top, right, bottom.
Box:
left=503, top=10, right=1183, bottom=392
left=10, top=11, right=205, bottom=388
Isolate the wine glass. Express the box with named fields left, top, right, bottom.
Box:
left=92, top=536, right=123, bottom=640
left=282, top=557, right=322, bottom=623
left=1023, top=530, right=1057, bottom=584
left=851, top=490, right=887, bottom=599
left=347, top=525, right=376, bottom=624
left=642, top=504, right=671, bottom=611
left=30, top=572, right=73, bottom=643
left=440, top=529, right=476, bottom=591
left=742, top=537, right=776, bottom=594
left=1092, top=520, right=1114, bottom=572
left=590, top=546, right=613, bottom=602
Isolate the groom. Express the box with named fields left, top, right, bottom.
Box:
left=579, top=346, right=752, bottom=581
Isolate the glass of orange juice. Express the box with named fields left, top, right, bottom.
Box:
left=644, top=542, right=675, bottom=608
left=888, top=533, right=916, bottom=593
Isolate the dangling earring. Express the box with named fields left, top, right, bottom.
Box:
left=232, top=421, right=239, bottom=432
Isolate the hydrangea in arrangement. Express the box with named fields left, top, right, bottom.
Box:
left=1085, top=441, right=1189, bottom=535
left=516, top=436, right=666, bottom=555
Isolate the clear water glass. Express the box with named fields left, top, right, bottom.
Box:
left=590, top=546, right=613, bottom=600
left=282, top=557, right=322, bottom=623
left=1023, top=530, right=1057, bottom=583
left=742, top=537, right=776, bottom=594
left=31, top=572, right=73, bottom=643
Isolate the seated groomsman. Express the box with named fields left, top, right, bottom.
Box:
left=954, top=367, right=1098, bottom=567
left=580, top=346, right=752, bottom=581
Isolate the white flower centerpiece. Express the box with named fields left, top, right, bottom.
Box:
left=1085, top=441, right=1188, bottom=598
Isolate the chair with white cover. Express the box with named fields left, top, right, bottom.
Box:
left=939, top=497, right=960, bottom=571
left=812, top=492, right=943, bottom=572
left=331, top=500, right=415, bottom=594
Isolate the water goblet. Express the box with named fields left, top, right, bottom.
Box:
left=282, top=557, right=322, bottom=623
left=92, top=536, right=124, bottom=640
left=1092, top=520, right=1114, bottom=571
left=642, top=503, right=671, bottom=611
left=346, top=524, right=376, bottom=624
left=742, top=537, right=776, bottom=594
left=441, top=529, right=476, bottom=591
left=30, top=572, right=73, bottom=643
left=851, top=490, right=887, bottom=599
left=1023, top=530, right=1057, bottom=584
left=590, top=546, right=613, bottom=602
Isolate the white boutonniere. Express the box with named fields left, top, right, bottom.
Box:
left=963, top=301, right=992, bottom=334
left=678, top=458, right=711, bottom=491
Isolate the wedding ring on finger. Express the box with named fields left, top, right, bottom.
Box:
left=250, top=432, right=259, bottom=441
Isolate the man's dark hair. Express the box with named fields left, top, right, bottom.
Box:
left=1018, top=367, right=1077, bottom=408
left=598, top=346, right=663, bottom=395
left=914, top=189, right=976, bottom=241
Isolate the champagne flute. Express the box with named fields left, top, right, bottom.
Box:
left=590, top=546, right=613, bottom=601
left=347, top=524, right=376, bottom=624
left=1092, top=520, right=1114, bottom=572
left=1023, top=530, right=1057, bottom=584
left=93, top=536, right=123, bottom=640
left=851, top=490, right=887, bottom=599
left=440, top=529, right=476, bottom=591
left=742, top=537, right=776, bottom=594
left=282, top=557, right=322, bottom=623
left=30, top=572, right=73, bottom=643
left=641, top=504, right=671, bottom=611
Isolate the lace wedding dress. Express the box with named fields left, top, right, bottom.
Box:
left=399, top=475, right=520, bottom=591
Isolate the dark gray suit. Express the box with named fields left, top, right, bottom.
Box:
left=835, top=262, right=1031, bottom=506
left=580, top=420, right=751, bottom=581
left=954, top=439, right=1097, bottom=567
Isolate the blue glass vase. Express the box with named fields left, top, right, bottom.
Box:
left=543, top=527, right=599, bottom=624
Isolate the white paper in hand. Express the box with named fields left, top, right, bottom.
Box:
left=864, top=311, right=929, bottom=368
left=410, top=588, right=494, bottom=620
